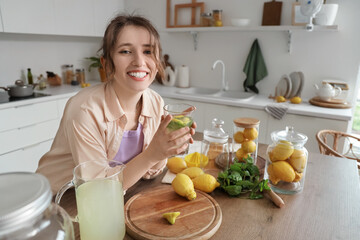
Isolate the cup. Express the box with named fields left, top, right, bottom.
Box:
left=55, top=160, right=126, bottom=240
left=163, top=103, right=195, bottom=154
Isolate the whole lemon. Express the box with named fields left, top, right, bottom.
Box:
left=243, top=128, right=258, bottom=140
left=293, top=171, right=303, bottom=182
left=290, top=96, right=302, bottom=104
left=271, top=161, right=296, bottom=182
left=180, top=167, right=204, bottom=179
left=184, top=152, right=208, bottom=168
left=167, top=157, right=187, bottom=174
left=276, top=96, right=286, bottom=102
left=233, top=131, right=245, bottom=143
left=241, top=140, right=257, bottom=153
left=288, top=149, right=307, bottom=173
left=172, top=173, right=197, bottom=201
left=235, top=148, right=251, bottom=162
left=192, top=174, right=220, bottom=193
left=270, top=140, right=294, bottom=161
left=267, top=163, right=281, bottom=185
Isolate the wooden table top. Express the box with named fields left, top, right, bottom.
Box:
left=58, top=135, right=360, bottom=240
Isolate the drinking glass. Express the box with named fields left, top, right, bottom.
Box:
left=55, top=160, right=126, bottom=240
left=163, top=103, right=195, bottom=154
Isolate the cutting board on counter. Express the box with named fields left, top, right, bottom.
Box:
left=309, top=97, right=352, bottom=109
left=125, top=185, right=222, bottom=240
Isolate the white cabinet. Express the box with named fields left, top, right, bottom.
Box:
left=0, top=6, right=4, bottom=32
left=0, top=0, right=124, bottom=36
left=0, top=97, right=70, bottom=173
left=0, top=0, right=55, bottom=34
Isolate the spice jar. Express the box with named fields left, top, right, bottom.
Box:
left=201, top=12, right=213, bottom=27
left=75, top=68, right=86, bottom=85
left=212, top=9, right=223, bottom=27
left=62, top=64, right=74, bottom=84
left=201, top=118, right=230, bottom=176
left=264, top=126, right=308, bottom=194
left=0, top=172, right=75, bottom=239
left=232, top=118, right=260, bottom=164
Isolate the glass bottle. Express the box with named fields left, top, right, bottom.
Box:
left=27, top=68, right=33, bottom=85
left=264, top=126, right=308, bottom=194
left=201, top=12, right=213, bottom=27
left=212, top=9, right=223, bottom=27
left=232, top=118, right=260, bottom=164
left=62, top=64, right=74, bottom=84
left=201, top=118, right=229, bottom=176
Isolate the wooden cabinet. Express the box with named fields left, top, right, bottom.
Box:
left=0, top=97, right=70, bottom=173
left=0, top=0, right=124, bottom=36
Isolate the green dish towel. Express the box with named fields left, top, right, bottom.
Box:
left=243, top=39, right=268, bottom=94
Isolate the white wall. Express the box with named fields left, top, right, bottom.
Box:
left=0, top=0, right=359, bottom=105
left=125, top=0, right=360, bottom=104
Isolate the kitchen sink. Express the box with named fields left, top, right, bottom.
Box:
left=212, top=90, right=255, bottom=100
left=176, top=87, right=219, bottom=95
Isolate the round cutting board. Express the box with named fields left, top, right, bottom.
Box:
left=125, top=185, right=222, bottom=240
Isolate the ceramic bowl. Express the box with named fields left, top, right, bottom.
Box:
left=231, top=18, right=250, bottom=27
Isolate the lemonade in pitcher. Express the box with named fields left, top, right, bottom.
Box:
left=76, top=179, right=125, bottom=240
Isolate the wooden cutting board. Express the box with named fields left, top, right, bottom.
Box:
left=262, top=0, right=283, bottom=26
left=125, top=185, right=222, bottom=240
left=309, top=97, right=352, bottom=109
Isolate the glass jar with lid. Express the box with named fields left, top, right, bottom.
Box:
left=264, top=126, right=308, bottom=194
left=212, top=9, right=223, bottom=26
left=200, top=12, right=213, bottom=27
left=201, top=118, right=230, bottom=176
left=62, top=64, right=74, bottom=85
left=232, top=117, right=260, bottom=164
left=0, top=172, right=75, bottom=240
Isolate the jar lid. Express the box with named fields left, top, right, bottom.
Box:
left=213, top=9, right=223, bottom=13
left=233, top=118, right=260, bottom=128
left=201, top=12, right=212, bottom=17
left=0, top=172, right=52, bottom=235
left=203, top=118, right=229, bottom=144
left=271, top=126, right=308, bottom=146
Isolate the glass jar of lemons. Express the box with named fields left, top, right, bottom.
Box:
left=232, top=118, right=260, bottom=165
left=264, top=126, right=308, bottom=194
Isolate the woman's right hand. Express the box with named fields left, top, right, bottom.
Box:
left=145, top=114, right=192, bottom=161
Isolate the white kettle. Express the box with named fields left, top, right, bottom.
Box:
left=314, top=83, right=342, bottom=101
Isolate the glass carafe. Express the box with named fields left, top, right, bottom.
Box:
left=264, top=126, right=308, bottom=194
left=201, top=118, right=229, bottom=177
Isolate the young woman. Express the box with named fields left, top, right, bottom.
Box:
left=36, top=14, right=196, bottom=194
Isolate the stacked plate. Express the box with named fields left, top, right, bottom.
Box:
left=274, top=72, right=304, bottom=98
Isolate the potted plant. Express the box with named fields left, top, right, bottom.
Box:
left=85, top=56, right=107, bottom=82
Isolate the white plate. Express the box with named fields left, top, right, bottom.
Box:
left=289, top=72, right=301, bottom=98
left=296, top=71, right=305, bottom=97
left=275, top=75, right=292, bottom=98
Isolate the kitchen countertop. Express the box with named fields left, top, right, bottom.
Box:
left=0, top=81, right=353, bottom=121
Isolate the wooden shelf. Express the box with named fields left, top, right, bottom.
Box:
left=162, top=25, right=339, bottom=53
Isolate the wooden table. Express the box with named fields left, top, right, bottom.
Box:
left=59, top=141, right=360, bottom=240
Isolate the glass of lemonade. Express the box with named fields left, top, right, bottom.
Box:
left=55, top=160, right=126, bottom=240
left=163, top=103, right=195, bottom=154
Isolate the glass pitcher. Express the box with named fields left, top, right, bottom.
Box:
left=201, top=118, right=229, bottom=176
left=55, top=160, right=126, bottom=240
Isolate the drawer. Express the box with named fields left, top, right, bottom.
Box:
left=0, top=119, right=59, bottom=155
left=0, top=101, right=58, bottom=133
left=0, top=139, right=53, bottom=173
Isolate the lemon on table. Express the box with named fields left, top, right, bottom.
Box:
left=172, top=173, right=196, bottom=201
left=192, top=173, right=220, bottom=193
left=243, top=128, right=258, bottom=140
left=276, top=96, right=286, bottom=103
left=180, top=167, right=204, bottom=179
left=163, top=212, right=180, bottom=225
left=184, top=152, right=208, bottom=168
left=290, top=96, right=302, bottom=104
left=233, top=131, right=245, bottom=143
left=167, top=157, right=187, bottom=174
left=241, top=140, right=256, bottom=153
left=269, top=140, right=294, bottom=161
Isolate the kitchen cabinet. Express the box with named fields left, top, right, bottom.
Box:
left=0, top=0, right=124, bottom=36
left=0, top=7, right=3, bottom=32
left=0, top=96, right=71, bottom=173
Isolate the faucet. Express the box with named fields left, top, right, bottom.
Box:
left=212, top=60, right=228, bottom=91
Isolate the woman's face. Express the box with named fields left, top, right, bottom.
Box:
left=112, top=25, right=158, bottom=93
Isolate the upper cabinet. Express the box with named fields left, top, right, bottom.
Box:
left=0, top=0, right=124, bottom=37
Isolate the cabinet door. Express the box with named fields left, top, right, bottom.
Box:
left=203, top=104, right=269, bottom=144
left=93, top=0, right=124, bottom=37
left=266, top=114, right=349, bottom=153
left=0, top=8, right=3, bottom=32
left=0, top=0, right=55, bottom=34
left=0, top=139, right=52, bottom=173
left=54, top=0, right=94, bottom=36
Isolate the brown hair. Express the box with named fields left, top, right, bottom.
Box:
left=99, top=14, right=165, bottom=80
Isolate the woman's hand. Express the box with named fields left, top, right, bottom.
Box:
left=145, top=114, right=196, bottom=161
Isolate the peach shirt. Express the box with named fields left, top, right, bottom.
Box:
left=36, top=80, right=166, bottom=194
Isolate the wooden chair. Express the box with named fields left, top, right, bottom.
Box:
left=316, top=130, right=360, bottom=169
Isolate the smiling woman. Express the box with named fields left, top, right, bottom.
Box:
left=36, top=14, right=197, bottom=198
